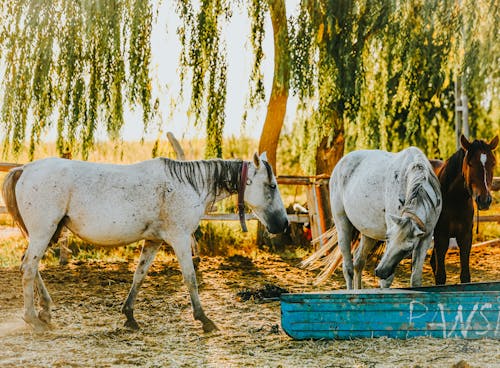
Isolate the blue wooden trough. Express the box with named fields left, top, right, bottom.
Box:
left=281, top=282, right=500, bottom=339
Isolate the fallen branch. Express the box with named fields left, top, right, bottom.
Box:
left=472, top=238, right=500, bottom=248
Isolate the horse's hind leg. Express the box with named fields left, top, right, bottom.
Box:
left=170, top=234, right=217, bottom=333
left=335, top=215, right=355, bottom=290
left=21, top=237, right=54, bottom=331
left=353, top=236, right=377, bottom=289
left=122, top=240, right=162, bottom=329
left=35, top=271, right=53, bottom=324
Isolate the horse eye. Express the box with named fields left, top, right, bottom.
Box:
left=269, top=183, right=277, bottom=190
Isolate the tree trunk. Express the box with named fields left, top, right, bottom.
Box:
left=315, top=132, right=345, bottom=176
left=258, top=0, right=289, bottom=174
left=314, top=120, right=345, bottom=231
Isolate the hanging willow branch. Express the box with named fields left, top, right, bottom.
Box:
left=247, top=0, right=266, bottom=106
left=0, top=0, right=153, bottom=159
left=175, top=0, right=232, bottom=158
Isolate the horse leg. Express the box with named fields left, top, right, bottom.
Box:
left=20, top=237, right=54, bottom=331
left=379, top=273, right=395, bottom=288
left=35, top=271, right=53, bottom=324
left=457, top=232, right=472, bottom=284
left=353, top=236, right=377, bottom=289
left=431, top=233, right=449, bottom=285
left=410, top=235, right=432, bottom=287
left=335, top=216, right=355, bottom=290
left=122, top=240, right=162, bottom=330
left=191, top=236, right=201, bottom=271
left=171, top=234, right=217, bottom=332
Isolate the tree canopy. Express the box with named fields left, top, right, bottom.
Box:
left=0, top=0, right=153, bottom=159
left=0, top=0, right=498, bottom=170
left=289, top=0, right=499, bottom=173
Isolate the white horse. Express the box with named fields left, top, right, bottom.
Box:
left=2, top=152, right=288, bottom=333
left=331, top=147, right=442, bottom=289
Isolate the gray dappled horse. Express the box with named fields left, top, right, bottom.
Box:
left=330, top=147, right=442, bottom=289
left=2, top=152, right=288, bottom=332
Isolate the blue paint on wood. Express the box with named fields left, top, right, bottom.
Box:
left=281, top=282, right=500, bottom=340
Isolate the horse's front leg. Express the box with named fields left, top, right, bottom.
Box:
left=457, top=231, right=472, bottom=284
left=171, top=234, right=217, bottom=333
left=410, top=236, right=432, bottom=287
left=431, top=232, right=449, bottom=285
left=353, top=236, right=377, bottom=289
left=122, top=240, right=162, bottom=330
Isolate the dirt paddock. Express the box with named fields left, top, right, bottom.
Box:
left=1, top=238, right=499, bottom=368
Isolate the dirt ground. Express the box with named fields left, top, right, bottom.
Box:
left=0, top=236, right=499, bottom=368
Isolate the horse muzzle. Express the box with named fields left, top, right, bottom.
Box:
left=375, top=265, right=394, bottom=280
left=265, top=214, right=289, bottom=234
left=475, top=194, right=492, bottom=210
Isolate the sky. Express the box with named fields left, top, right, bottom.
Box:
left=120, top=1, right=299, bottom=142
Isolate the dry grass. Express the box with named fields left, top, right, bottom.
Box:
left=0, top=229, right=499, bottom=368
left=0, top=141, right=499, bottom=367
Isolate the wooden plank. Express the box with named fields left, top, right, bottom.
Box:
left=202, top=213, right=257, bottom=221
left=281, top=282, right=500, bottom=340
left=0, top=163, right=22, bottom=172
left=201, top=213, right=309, bottom=223
left=474, top=214, right=500, bottom=223
left=277, top=175, right=500, bottom=190
left=277, top=175, right=329, bottom=186
left=493, top=176, right=500, bottom=191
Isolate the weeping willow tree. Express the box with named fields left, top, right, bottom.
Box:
left=351, top=0, right=500, bottom=159
left=350, top=0, right=458, bottom=158
left=290, top=0, right=500, bottom=174
left=290, top=0, right=390, bottom=174
left=0, top=0, right=153, bottom=159
left=176, top=0, right=288, bottom=165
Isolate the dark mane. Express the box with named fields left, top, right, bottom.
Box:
left=161, top=158, right=243, bottom=197
left=262, top=160, right=273, bottom=182
left=439, top=149, right=465, bottom=193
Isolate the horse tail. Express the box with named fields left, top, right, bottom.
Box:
left=2, top=166, right=28, bottom=238
left=299, top=227, right=344, bottom=285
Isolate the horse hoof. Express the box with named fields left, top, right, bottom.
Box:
left=24, top=316, right=52, bottom=333
left=38, top=310, right=52, bottom=324
left=202, top=320, right=218, bottom=333
left=124, top=319, right=140, bottom=330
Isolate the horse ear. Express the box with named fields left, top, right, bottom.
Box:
left=489, top=136, right=499, bottom=150
left=460, top=134, right=471, bottom=151
left=253, top=152, right=261, bottom=169
left=259, top=151, right=268, bottom=162
left=389, top=214, right=405, bottom=226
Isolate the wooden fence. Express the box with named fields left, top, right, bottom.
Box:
left=1, top=162, right=499, bottom=238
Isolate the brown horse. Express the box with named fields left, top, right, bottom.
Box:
left=430, top=134, right=498, bottom=285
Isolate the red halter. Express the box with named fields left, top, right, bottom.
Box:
left=238, top=162, right=249, bottom=232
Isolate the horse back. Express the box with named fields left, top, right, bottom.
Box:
left=429, top=159, right=444, bottom=176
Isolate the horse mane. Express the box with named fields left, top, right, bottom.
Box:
left=161, top=158, right=244, bottom=198
left=439, top=149, right=465, bottom=193
left=404, top=161, right=441, bottom=213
